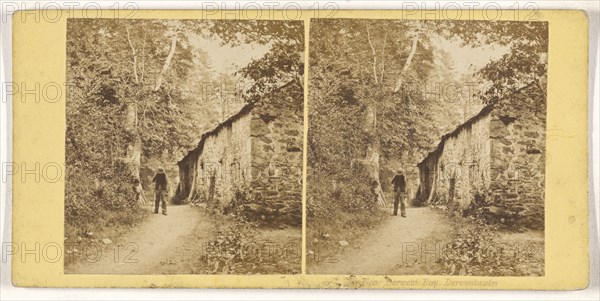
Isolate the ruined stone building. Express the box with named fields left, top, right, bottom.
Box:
left=175, top=81, right=303, bottom=226
left=416, top=83, right=546, bottom=229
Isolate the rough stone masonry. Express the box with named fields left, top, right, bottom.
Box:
left=175, top=81, right=303, bottom=226
left=416, top=82, right=546, bottom=229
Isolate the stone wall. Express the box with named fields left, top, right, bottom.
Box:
left=176, top=81, right=303, bottom=227
left=416, top=107, right=493, bottom=210
left=488, top=84, right=546, bottom=229
left=417, top=83, right=546, bottom=229
left=176, top=105, right=253, bottom=206
left=248, top=82, right=304, bottom=226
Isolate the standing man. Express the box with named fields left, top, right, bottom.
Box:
left=391, top=169, right=407, bottom=217
left=152, top=167, right=168, bottom=215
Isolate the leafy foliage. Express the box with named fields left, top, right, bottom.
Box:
left=434, top=224, right=544, bottom=276
left=65, top=19, right=303, bottom=237
left=207, top=20, right=304, bottom=103
left=433, top=20, right=548, bottom=102
left=201, top=190, right=299, bottom=275
left=201, top=215, right=258, bottom=274
left=65, top=19, right=198, bottom=232
left=307, top=19, right=459, bottom=228
left=307, top=20, right=548, bottom=260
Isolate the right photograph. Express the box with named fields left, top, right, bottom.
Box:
left=306, top=19, right=547, bottom=276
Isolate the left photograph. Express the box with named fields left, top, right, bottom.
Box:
left=64, top=18, right=304, bottom=275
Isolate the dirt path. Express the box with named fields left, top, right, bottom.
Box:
left=65, top=204, right=212, bottom=275
left=308, top=207, right=453, bottom=275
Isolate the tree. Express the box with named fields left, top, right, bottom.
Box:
left=67, top=19, right=199, bottom=181
left=309, top=19, right=435, bottom=197
left=66, top=19, right=305, bottom=229
left=433, top=20, right=548, bottom=102
left=308, top=19, right=547, bottom=213
left=204, top=20, right=305, bottom=103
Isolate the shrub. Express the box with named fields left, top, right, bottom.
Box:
left=64, top=158, right=139, bottom=237
left=202, top=216, right=257, bottom=274
left=437, top=226, right=499, bottom=275
left=434, top=223, right=543, bottom=276
left=460, top=191, right=544, bottom=231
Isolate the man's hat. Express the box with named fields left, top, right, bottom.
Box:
left=158, top=166, right=164, bottom=172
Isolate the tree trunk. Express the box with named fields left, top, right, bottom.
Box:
left=153, top=35, right=178, bottom=92
left=125, top=101, right=141, bottom=178
left=425, top=161, right=438, bottom=204
left=125, top=24, right=141, bottom=179
left=366, top=24, right=378, bottom=84
left=361, top=27, right=419, bottom=203
left=363, top=102, right=382, bottom=193
left=393, top=35, right=419, bottom=93
left=362, top=24, right=382, bottom=193
left=125, top=25, right=139, bottom=84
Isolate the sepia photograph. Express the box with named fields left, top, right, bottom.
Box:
left=5, top=2, right=595, bottom=293
left=63, top=18, right=304, bottom=275
left=306, top=19, right=547, bottom=276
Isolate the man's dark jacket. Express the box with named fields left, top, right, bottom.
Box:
left=152, top=172, right=168, bottom=190
left=391, top=174, right=406, bottom=193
